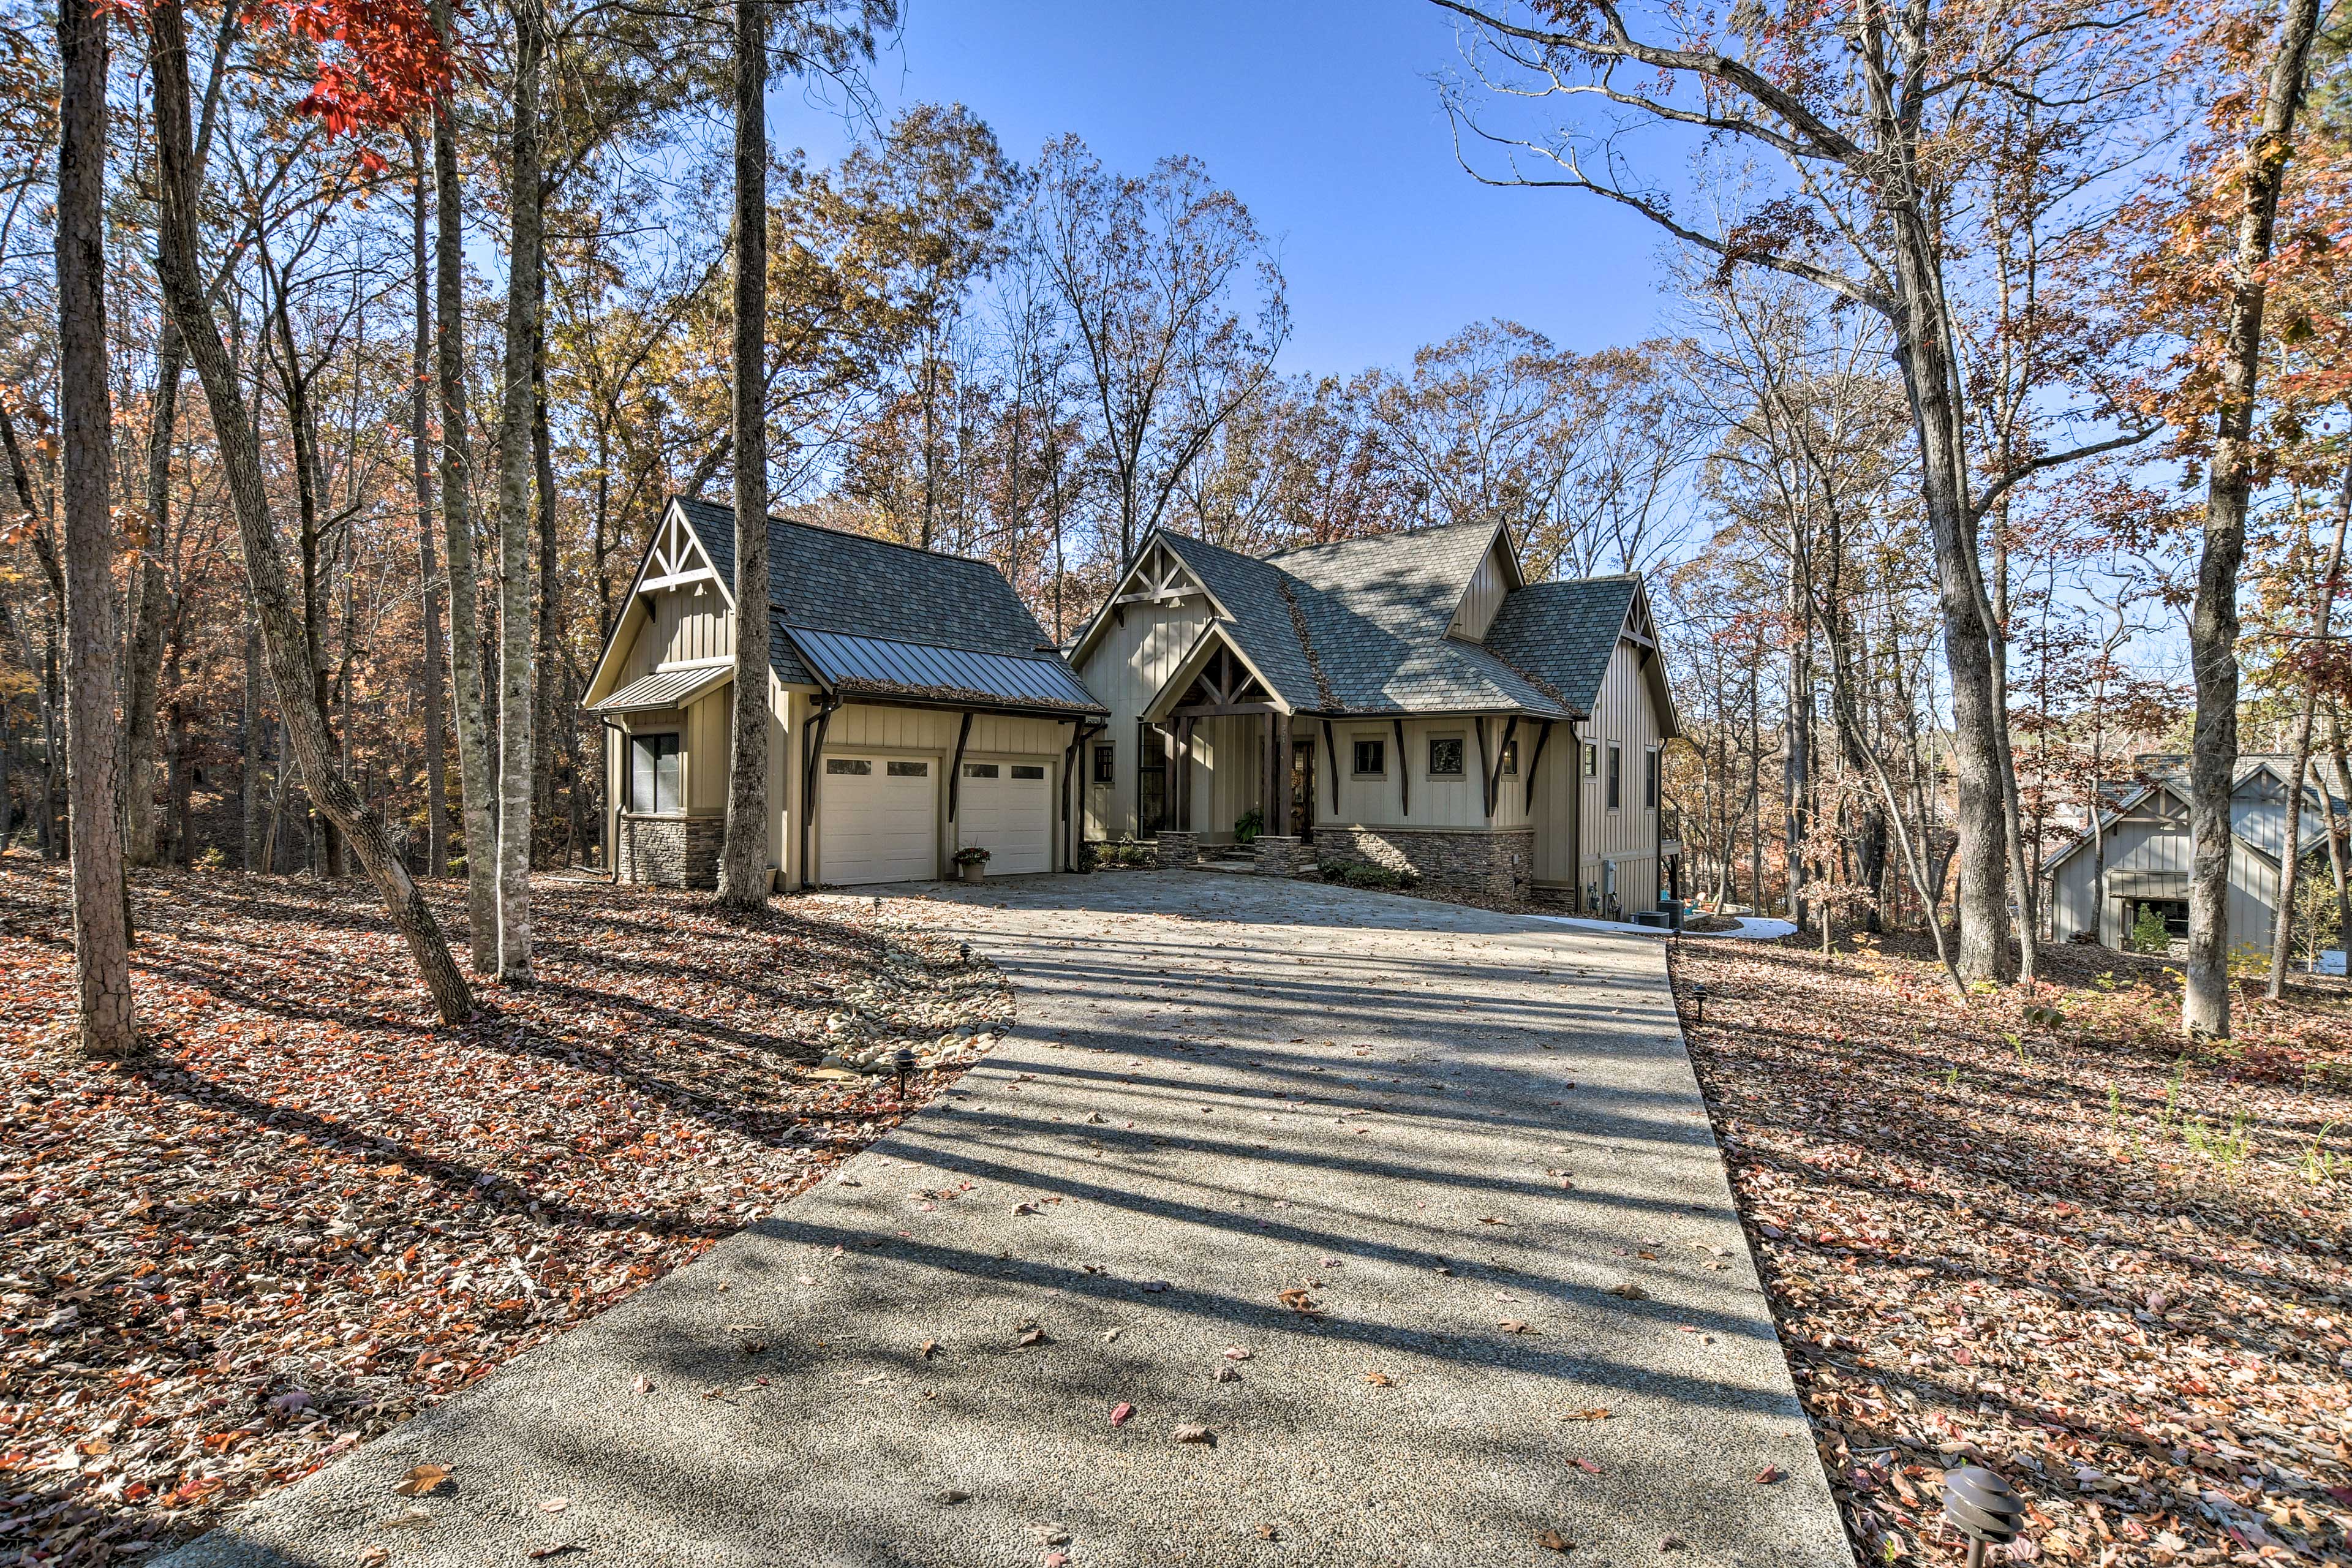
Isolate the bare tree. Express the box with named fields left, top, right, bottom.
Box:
left=715, top=0, right=771, bottom=910
left=411, top=134, right=448, bottom=878
left=1032, top=135, right=1287, bottom=569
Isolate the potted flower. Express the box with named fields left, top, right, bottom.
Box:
left=952, top=845, right=990, bottom=884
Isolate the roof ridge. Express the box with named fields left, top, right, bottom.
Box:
left=676, top=494, right=998, bottom=572
left=1276, top=576, right=1338, bottom=709
left=1263, top=518, right=1494, bottom=562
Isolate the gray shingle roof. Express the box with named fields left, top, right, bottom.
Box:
left=1482, top=577, right=1640, bottom=715
left=1148, top=523, right=1577, bottom=719
left=673, top=497, right=1095, bottom=711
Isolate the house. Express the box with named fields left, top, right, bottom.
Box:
left=582, top=497, right=1107, bottom=889
left=2043, top=755, right=2345, bottom=956
left=1066, top=521, right=1682, bottom=910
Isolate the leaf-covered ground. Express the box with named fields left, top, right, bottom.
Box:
left=1672, top=933, right=2352, bottom=1567
left=0, top=856, right=1009, bottom=1565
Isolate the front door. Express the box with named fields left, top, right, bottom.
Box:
left=1291, top=738, right=1315, bottom=841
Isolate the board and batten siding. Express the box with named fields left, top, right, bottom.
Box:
left=1076, top=597, right=1216, bottom=840
left=1311, top=716, right=1532, bottom=832
left=809, top=704, right=1073, bottom=883
left=1447, top=537, right=1512, bottom=641
left=1565, top=639, right=1664, bottom=911
left=619, top=582, right=733, bottom=679
left=2049, top=789, right=2189, bottom=946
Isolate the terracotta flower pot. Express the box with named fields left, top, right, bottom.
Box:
left=959, top=861, right=985, bottom=884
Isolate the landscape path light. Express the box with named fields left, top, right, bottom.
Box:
left=1941, top=1465, right=2024, bottom=1568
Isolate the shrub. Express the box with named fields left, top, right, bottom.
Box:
left=1317, top=858, right=1417, bottom=890
left=952, top=846, right=990, bottom=867
left=2129, top=904, right=2170, bottom=956
left=1234, top=808, right=1264, bottom=845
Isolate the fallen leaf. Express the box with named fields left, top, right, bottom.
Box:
left=1570, top=1457, right=1603, bottom=1475
left=938, top=1489, right=970, bottom=1506
left=1559, top=1408, right=1611, bottom=1422
left=631, top=1375, right=652, bottom=1395
left=392, top=1463, right=452, bottom=1498
left=1536, top=1527, right=1572, bottom=1552
left=540, top=1498, right=569, bottom=1513
left=1754, top=1464, right=1784, bottom=1484
left=1213, top=1364, right=1241, bottom=1384
left=358, top=1550, right=390, bottom=1567
left=1221, top=1345, right=1253, bottom=1360
left=1109, top=1401, right=1135, bottom=1427
left=1605, top=1283, right=1649, bottom=1300
left=1172, top=1422, right=1213, bottom=1444
left=1256, top=1523, right=1280, bottom=1541
left=1363, top=1370, right=1395, bottom=1387
left=920, top=1340, right=938, bottom=1359
left=526, top=1547, right=586, bottom=1561
left=1498, top=1319, right=1537, bottom=1334
left=1017, top=1327, right=1048, bottom=1348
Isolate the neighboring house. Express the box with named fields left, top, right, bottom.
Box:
left=2043, top=755, right=2345, bottom=955
left=1066, top=520, right=1682, bottom=910
left=582, top=497, right=1107, bottom=889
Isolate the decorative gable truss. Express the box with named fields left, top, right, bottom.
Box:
left=1112, top=537, right=1212, bottom=614
left=641, top=505, right=724, bottom=598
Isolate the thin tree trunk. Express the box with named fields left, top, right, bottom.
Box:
left=123, top=324, right=183, bottom=868
left=243, top=611, right=265, bottom=871
left=2269, top=461, right=2351, bottom=994
left=533, top=308, right=561, bottom=857
left=432, top=0, right=497, bottom=969
left=150, top=0, right=475, bottom=1023
left=715, top=0, right=771, bottom=910
left=492, top=0, right=546, bottom=979
left=412, top=137, right=448, bottom=878
left=56, top=0, right=134, bottom=1055
left=2187, top=0, right=2325, bottom=1037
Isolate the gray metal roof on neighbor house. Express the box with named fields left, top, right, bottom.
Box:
left=785, top=626, right=1105, bottom=715
left=671, top=496, right=1099, bottom=714
left=1483, top=577, right=1643, bottom=715
left=588, top=665, right=731, bottom=714
left=1153, top=524, right=1577, bottom=720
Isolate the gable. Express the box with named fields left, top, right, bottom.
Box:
left=1446, top=530, right=1523, bottom=641
left=584, top=503, right=745, bottom=707
left=1067, top=536, right=1229, bottom=672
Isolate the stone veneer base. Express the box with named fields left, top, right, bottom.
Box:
left=1155, top=831, right=1198, bottom=870
left=617, top=813, right=723, bottom=889
left=1314, top=826, right=1533, bottom=899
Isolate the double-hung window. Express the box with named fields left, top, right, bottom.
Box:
left=630, top=732, right=682, bottom=814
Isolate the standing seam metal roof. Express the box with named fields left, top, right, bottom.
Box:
left=671, top=497, right=1099, bottom=714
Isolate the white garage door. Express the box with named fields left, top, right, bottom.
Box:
left=960, top=761, right=1052, bottom=875
left=820, top=755, right=937, bottom=884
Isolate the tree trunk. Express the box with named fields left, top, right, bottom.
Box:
left=123, top=324, right=183, bottom=868
left=56, top=0, right=135, bottom=1055
left=243, top=611, right=265, bottom=871
left=1887, top=206, right=2014, bottom=984
left=492, top=0, right=546, bottom=979
left=2187, top=0, right=2324, bottom=1036
left=432, top=0, right=497, bottom=969
left=715, top=0, right=772, bottom=910
left=2268, top=461, right=2350, bottom=994
left=149, top=0, right=475, bottom=1023
left=533, top=309, right=562, bottom=858
left=412, top=137, right=449, bottom=879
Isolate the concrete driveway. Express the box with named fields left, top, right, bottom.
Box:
left=166, top=872, right=1847, bottom=1568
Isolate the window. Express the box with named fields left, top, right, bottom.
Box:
left=1352, top=737, right=1386, bottom=776
left=1644, top=750, right=1658, bottom=809
left=824, top=757, right=870, bottom=776
left=1498, top=736, right=1519, bottom=777
left=1428, top=736, right=1465, bottom=777
left=1012, top=764, right=1046, bottom=780
left=1607, top=744, right=1622, bottom=810
left=1137, top=721, right=1167, bottom=833
left=963, top=763, right=1000, bottom=779
left=1583, top=742, right=1598, bottom=777
left=887, top=760, right=928, bottom=778
left=1092, top=743, right=1115, bottom=784
left=630, top=732, right=681, bottom=813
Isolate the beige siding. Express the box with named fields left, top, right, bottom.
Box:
left=1076, top=597, right=1216, bottom=839
left=1310, top=717, right=1532, bottom=832
left=809, top=703, right=1073, bottom=882
left=684, top=687, right=730, bottom=813
left=2049, top=790, right=2190, bottom=946
left=1531, top=719, right=1577, bottom=884
left=1448, top=537, right=1511, bottom=641
left=1555, top=639, right=1666, bottom=911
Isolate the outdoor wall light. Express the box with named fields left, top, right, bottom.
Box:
left=1941, top=1465, right=2024, bottom=1567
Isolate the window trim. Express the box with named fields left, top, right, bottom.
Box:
left=1643, top=747, right=1658, bottom=810
left=1091, top=741, right=1115, bottom=785
left=1351, top=736, right=1387, bottom=778
left=1498, top=735, right=1519, bottom=777
left=629, top=731, right=682, bottom=814
left=1582, top=741, right=1598, bottom=777
left=1607, top=744, right=1622, bottom=811
left=1427, top=734, right=1467, bottom=778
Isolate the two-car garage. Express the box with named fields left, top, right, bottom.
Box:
left=816, top=750, right=1055, bottom=885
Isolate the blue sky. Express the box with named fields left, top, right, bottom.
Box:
left=773, top=0, right=1673, bottom=379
